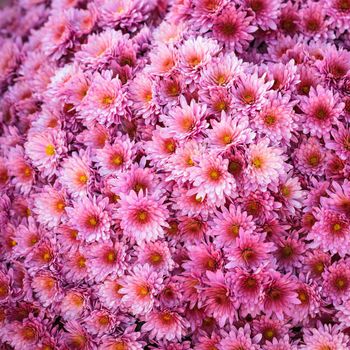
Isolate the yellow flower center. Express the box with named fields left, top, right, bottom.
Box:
left=252, top=157, right=263, bottom=168
left=45, top=144, right=55, bottom=156
left=112, top=154, right=123, bottom=166
left=102, top=96, right=114, bottom=106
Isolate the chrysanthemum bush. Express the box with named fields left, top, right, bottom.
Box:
left=1, top=0, right=350, bottom=348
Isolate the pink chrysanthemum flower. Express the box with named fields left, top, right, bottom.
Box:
left=87, top=241, right=126, bottom=282
left=322, top=180, right=350, bottom=219
left=299, top=85, right=344, bottom=138
left=94, top=134, right=135, bottom=176
left=135, top=241, right=175, bottom=272
left=66, top=196, right=111, bottom=242
left=98, top=278, right=124, bottom=311
left=261, top=270, right=300, bottom=320
left=262, top=336, right=297, bottom=350
left=336, top=298, right=350, bottom=328
left=325, top=124, right=350, bottom=160
left=317, top=46, right=350, bottom=81
left=179, top=36, right=220, bottom=84
left=109, top=160, right=159, bottom=196
left=129, top=72, right=159, bottom=124
left=272, top=172, right=305, bottom=217
left=161, top=96, right=208, bottom=140
left=301, top=249, right=331, bottom=281
left=200, top=86, right=234, bottom=116
left=13, top=217, right=43, bottom=257
left=7, top=146, right=35, bottom=195
left=322, top=260, right=350, bottom=304
left=2, top=317, right=43, bottom=350
left=83, top=309, right=116, bottom=336
left=116, top=190, right=169, bottom=243
left=142, top=309, right=189, bottom=341
left=207, top=111, right=254, bottom=152
left=252, top=316, right=290, bottom=344
left=77, top=124, right=109, bottom=150
left=212, top=5, right=256, bottom=53
left=308, top=208, right=350, bottom=257
left=60, top=289, right=87, bottom=320
left=301, top=323, right=350, bottom=350
left=291, top=276, right=323, bottom=323
left=99, top=326, right=144, bottom=350
left=188, top=153, right=236, bottom=207
left=0, top=271, right=10, bottom=303
left=60, top=321, right=93, bottom=350
left=325, top=0, right=350, bottom=30
left=76, top=28, right=123, bottom=69
left=190, top=0, right=228, bottom=31
left=119, top=264, right=163, bottom=315
left=245, top=139, right=287, bottom=191
left=59, top=150, right=91, bottom=198
left=240, top=190, right=279, bottom=224
left=31, top=271, right=59, bottom=307
left=244, top=0, right=280, bottom=30
left=25, top=238, right=56, bottom=270
left=202, top=270, right=238, bottom=327
left=183, top=243, right=223, bottom=275
left=0, top=40, right=19, bottom=89
left=32, top=186, right=67, bottom=229
left=299, top=2, right=332, bottom=40
left=233, top=72, right=273, bottom=113
left=41, top=12, right=73, bottom=59
left=145, top=128, right=178, bottom=166
left=170, top=186, right=214, bottom=219
left=96, top=0, right=150, bottom=30
left=148, top=44, right=177, bottom=76
left=293, top=137, right=328, bottom=176
left=226, top=231, right=276, bottom=270
left=231, top=267, right=266, bottom=317
left=273, top=234, right=306, bottom=272
left=78, top=70, right=126, bottom=127
left=219, top=324, right=261, bottom=350
left=164, top=140, right=204, bottom=183
left=201, top=54, right=243, bottom=89
left=210, top=204, right=256, bottom=248
left=252, top=94, right=296, bottom=146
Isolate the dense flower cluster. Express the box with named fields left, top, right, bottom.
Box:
left=1, top=0, right=350, bottom=348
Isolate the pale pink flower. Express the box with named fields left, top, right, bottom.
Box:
left=207, top=112, right=255, bottom=152
left=60, top=290, right=87, bottom=320
left=210, top=204, right=256, bottom=248
left=31, top=271, right=59, bottom=307
left=78, top=70, right=127, bottom=127
left=32, top=186, right=67, bottom=229
left=87, top=241, right=126, bottom=282
left=116, top=190, right=169, bottom=243
left=161, top=95, right=208, bottom=140
left=59, top=150, right=91, bottom=198
left=142, top=309, right=189, bottom=341
left=188, top=153, right=236, bottom=207
left=119, top=264, right=163, bottom=315
left=179, top=36, right=220, bottom=84
left=76, top=28, right=124, bottom=69
left=94, top=134, right=135, bottom=176
left=246, top=139, right=287, bottom=191
left=66, top=196, right=112, bottom=242
left=7, top=146, right=35, bottom=195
